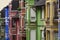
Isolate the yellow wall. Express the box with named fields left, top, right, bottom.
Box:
left=45, top=0, right=58, bottom=40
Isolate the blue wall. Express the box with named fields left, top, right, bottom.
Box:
left=5, top=6, right=9, bottom=40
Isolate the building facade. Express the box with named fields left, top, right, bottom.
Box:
left=9, top=0, right=26, bottom=40
left=34, top=0, right=45, bottom=40
left=25, top=0, right=45, bottom=40
left=45, top=0, right=58, bottom=40
left=25, top=0, right=36, bottom=40
left=0, top=8, right=5, bottom=40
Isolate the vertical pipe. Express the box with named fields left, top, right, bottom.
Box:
left=5, top=7, right=9, bottom=40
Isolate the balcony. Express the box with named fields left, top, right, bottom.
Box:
left=34, top=0, right=45, bottom=6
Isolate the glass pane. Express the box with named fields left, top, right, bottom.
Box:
left=47, top=3, right=50, bottom=18
left=30, top=8, right=36, bottom=22
left=12, top=0, right=19, bottom=10
left=54, top=32, right=58, bottom=40
left=30, top=30, right=36, bottom=40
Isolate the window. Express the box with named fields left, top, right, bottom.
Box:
left=41, top=30, right=44, bottom=40
left=12, top=19, right=16, bottom=28
left=30, top=30, right=36, bottom=40
left=12, top=35, right=16, bottom=40
left=30, top=8, right=36, bottom=22
left=22, top=37, right=26, bottom=40
left=54, top=31, right=58, bottom=40
left=41, top=6, right=44, bottom=19
left=47, top=3, right=50, bottom=18
left=47, top=31, right=50, bottom=40
left=12, top=0, right=19, bottom=10
left=23, top=0, right=25, bottom=7
left=59, top=0, right=60, bottom=8
left=54, top=2, right=58, bottom=19
left=1, top=8, right=5, bottom=18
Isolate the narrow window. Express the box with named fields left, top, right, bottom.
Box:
left=41, top=30, right=44, bottom=40
left=12, top=35, right=16, bottom=40
left=30, top=8, right=36, bottom=22
left=12, top=19, right=16, bottom=28
left=12, top=0, right=19, bottom=10
left=54, top=31, right=58, bottom=40
left=41, top=6, right=44, bottom=19
left=47, top=3, right=50, bottom=18
left=30, top=30, right=36, bottom=40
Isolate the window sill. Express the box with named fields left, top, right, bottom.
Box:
left=40, top=19, right=45, bottom=21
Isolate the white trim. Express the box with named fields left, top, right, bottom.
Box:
left=42, top=6, right=44, bottom=19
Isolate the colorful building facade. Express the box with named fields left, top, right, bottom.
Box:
left=45, top=0, right=58, bottom=40
left=9, top=0, right=26, bottom=40
left=25, top=0, right=36, bottom=40
left=25, top=0, right=45, bottom=40
left=34, top=0, right=45, bottom=40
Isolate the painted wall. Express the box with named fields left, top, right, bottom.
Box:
left=26, top=4, right=30, bottom=40
left=36, top=7, right=44, bottom=25
left=36, top=7, right=45, bottom=40
left=25, top=0, right=34, bottom=5
left=25, top=0, right=45, bottom=40
left=37, top=27, right=42, bottom=40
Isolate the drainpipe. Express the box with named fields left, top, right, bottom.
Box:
left=5, top=6, right=9, bottom=40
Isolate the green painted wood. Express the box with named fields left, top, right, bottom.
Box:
left=29, top=0, right=34, bottom=5
left=27, top=7, right=30, bottom=25
left=36, top=7, right=44, bottom=26
left=25, top=0, right=34, bottom=5
left=26, top=4, right=30, bottom=40
left=26, top=28, right=30, bottom=40
left=37, top=27, right=42, bottom=40
left=36, top=7, right=44, bottom=40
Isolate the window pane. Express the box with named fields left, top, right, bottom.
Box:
left=12, top=0, right=19, bottom=10
left=30, top=30, right=36, bottom=40
left=1, top=8, right=5, bottom=18
left=12, top=35, right=16, bottom=40
left=54, top=32, right=58, bottom=40
left=42, top=6, right=44, bottom=19
left=12, top=19, right=16, bottom=28
left=30, top=8, right=36, bottom=22
left=47, top=3, right=50, bottom=18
